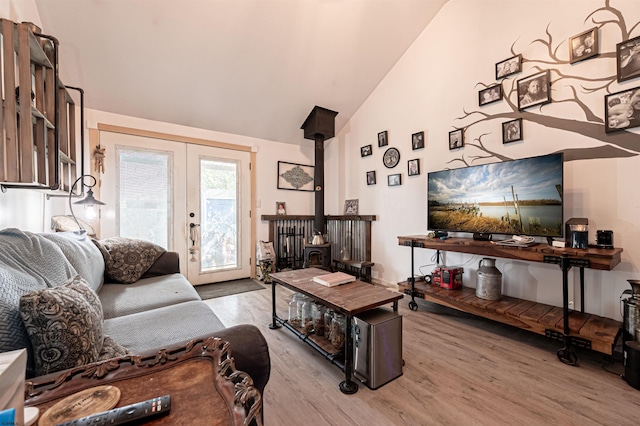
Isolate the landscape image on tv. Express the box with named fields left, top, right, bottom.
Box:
left=427, top=153, right=563, bottom=237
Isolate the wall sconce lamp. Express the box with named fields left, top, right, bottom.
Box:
left=69, top=175, right=105, bottom=231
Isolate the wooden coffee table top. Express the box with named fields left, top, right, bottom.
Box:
left=270, top=268, right=403, bottom=315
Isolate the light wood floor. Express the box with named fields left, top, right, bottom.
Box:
left=205, top=282, right=640, bottom=425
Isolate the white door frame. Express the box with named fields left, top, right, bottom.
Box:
left=95, top=123, right=257, bottom=279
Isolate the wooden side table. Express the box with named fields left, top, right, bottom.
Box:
left=24, top=337, right=262, bottom=426
left=333, top=259, right=374, bottom=282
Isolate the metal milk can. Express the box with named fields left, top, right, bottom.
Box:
left=476, top=257, right=502, bottom=300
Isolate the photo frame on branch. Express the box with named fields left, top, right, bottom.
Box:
left=617, top=35, right=640, bottom=83
left=495, top=54, right=522, bottom=80
left=569, top=27, right=598, bottom=64
left=502, top=118, right=523, bottom=144
left=517, top=70, right=551, bottom=110
left=449, top=129, right=464, bottom=150
left=479, top=84, right=503, bottom=106
left=604, top=86, right=640, bottom=133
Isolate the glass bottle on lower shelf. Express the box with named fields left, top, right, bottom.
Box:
left=312, top=303, right=325, bottom=337
left=324, top=309, right=334, bottom=342
left=301, top=298, right=314, bottom=334
left=288, top=293, right=303, bottom=327
left=331, top=313, right=346, bottom=350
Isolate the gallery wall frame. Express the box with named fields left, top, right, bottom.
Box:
left=495, top=54, right=522, bottom=80
left=617, top=34, right=640, bottom=83
left=604, top=86, right=640, bottom=133
left=344, top=199, right=359, bottom=215
left=366, top=170, right=376, bottom=185
left=569, top=27, right=599, bottom=64
left=479, top=84, right=503, bottom=106
left=449, top=129, right=464, bottom=150
left=517, top=70, right=551, bottom=110
left=388, top=173, right=402, bottom=186
left=412, top=131, right=425, bottom=150
left=408, top=159, right=420, bottom=176
left=378, top=130, right=388, bottom=147
left=502, top=118, right=523, bottom=143
left=277, top=161, right=314, bottom=191
left=276, top=202, right=286, bottom=215
left=361, top=144, right=372, bottom=157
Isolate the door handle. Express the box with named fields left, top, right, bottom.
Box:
left=189, top=223, right=200, bottom=246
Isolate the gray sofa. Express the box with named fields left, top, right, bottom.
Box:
left=0, top=228, right=270, bottom=394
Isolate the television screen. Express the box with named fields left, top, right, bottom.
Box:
left=427, top=153, right=563, bottom=237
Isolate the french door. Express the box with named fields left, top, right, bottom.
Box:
left=99, top=129, right=252, bottom=284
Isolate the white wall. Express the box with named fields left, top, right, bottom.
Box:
left=331, top=0, right=640, bottom=320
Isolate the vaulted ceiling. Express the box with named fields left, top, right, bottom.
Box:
left=35, top=0, right=448, bottom=145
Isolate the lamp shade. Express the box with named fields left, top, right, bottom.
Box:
left=69, top=175, right=104, bottom=231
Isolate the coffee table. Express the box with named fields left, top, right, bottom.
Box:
left=269, top=268, right=403, bottom=394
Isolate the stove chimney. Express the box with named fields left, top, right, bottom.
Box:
left=301, top=106, right=338, bottom=236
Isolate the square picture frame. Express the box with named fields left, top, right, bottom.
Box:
left=517, top=70, right=551, bottom=110
left=495, top=54, right=522, bottom=80
left=569, top=27, right=598, bottom=64
left=277, top=161, right=314, bottom=191
left=388, top=173, right=401, bottom=186
left=604, top=86, right=640, bottom=133
left=502, top=118, right=523, bottom=143
left=276, top=202, right=286, bottom=215
left=408, top=159, right=420, bottom=176
left=366, top=170, right=376, bottom=185
left=617, top=35, right=640, bottom=83
left=360, top=144, right=372, bottom=157
left=411, top=131, right=425, bottom=150
left=344, top=199, right=359, bottom=215
left=378, top=130, right=388, bottom=147
left=449, top=129, right=464, bottom=150
left=479, top=84, right=503, bottom=106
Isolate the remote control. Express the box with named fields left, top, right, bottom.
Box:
left=56, top=395, right=171, bottom=426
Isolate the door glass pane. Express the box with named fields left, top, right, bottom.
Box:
left=118, top=148, right=171, bottom=249
left=200, top=158, right=238, bottom=271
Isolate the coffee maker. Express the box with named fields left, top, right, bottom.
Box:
left=622, top=279, right=640, bottom=390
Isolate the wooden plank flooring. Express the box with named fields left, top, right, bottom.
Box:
left=205, top=282, right=640, bottom=425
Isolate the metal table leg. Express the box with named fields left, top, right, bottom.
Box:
left=557, top=255, right=578, bottom=365
left=339, top=315, right=358, bottom=394
left=269, top=281, right=280, bottom=329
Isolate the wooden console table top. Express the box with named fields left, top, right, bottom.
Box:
left=24, top=338, right=261, bottom=426
left=397, top=235, right=623, bottom=271
left=270, top=267, right=402, bottom=316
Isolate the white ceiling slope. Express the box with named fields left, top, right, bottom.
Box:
left=35, top=0, right=448, bottom=145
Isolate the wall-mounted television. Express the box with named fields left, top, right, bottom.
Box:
left=427, top=153, right=564, bottom=238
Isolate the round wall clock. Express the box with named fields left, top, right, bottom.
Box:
left=383, top=147, right=400, bottom=168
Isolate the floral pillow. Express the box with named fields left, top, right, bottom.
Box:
left=19, top=275, right=127, bottom=376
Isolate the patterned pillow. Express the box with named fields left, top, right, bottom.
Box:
left=92, top=238, right=165, bottom=283
left=19, top=275, right=104, bottom=376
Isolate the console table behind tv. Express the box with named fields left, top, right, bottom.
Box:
left=397, top=235, right=623, bottom=365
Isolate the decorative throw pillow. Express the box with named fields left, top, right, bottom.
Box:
left=99, top=336, right=129, bottom=360
left=19, top=275, right=104, bottom=376
left=93, top=238, right=165, bottom=284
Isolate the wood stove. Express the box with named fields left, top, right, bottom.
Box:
left=303, top=243, right=332, bottom=269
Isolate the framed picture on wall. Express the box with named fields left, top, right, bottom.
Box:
left=569, top=27, right=598, bottom=64
left=412, top=131, right=424, bottom=150
left=378, top=130, right=388, bottom=147
left=479, top=84, right=503, bottom=106
left=276, top=202, right=286, bottom=215
left=388, top=173, right=401, bottom=186
left=361, top=144, right=372, bottom=157
left=366, top=170, right=376, bottom=185
left=277, top=161, right=314, bottom=191
left=344, top=199, right=359, bottom=215
left=604, top=86, right=640, bottom=133
left=495, top=54, right=522, bottom=80
left=502, top=118, right=523, bottom=143
left=449, top=129, right=464, bottom=150
left=617, top=35, right=640, bottom=83
left=408, top=159, right=420, bottom=176
left=517, top=70, right=551, bottom=110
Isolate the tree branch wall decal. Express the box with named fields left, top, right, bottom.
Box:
left=451, top=0, right=639, bottom=167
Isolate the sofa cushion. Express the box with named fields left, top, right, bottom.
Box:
left=99, top=273, right=201, bottom=319
left=19, top=275, right=104, bottom=376
left=103, top=301, right=225, bottom=355
left=40, top=231, right=105, bottom=293
left=93, top=238, right=165, bottom=284
left=0, top=228, right=75, bottom=368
